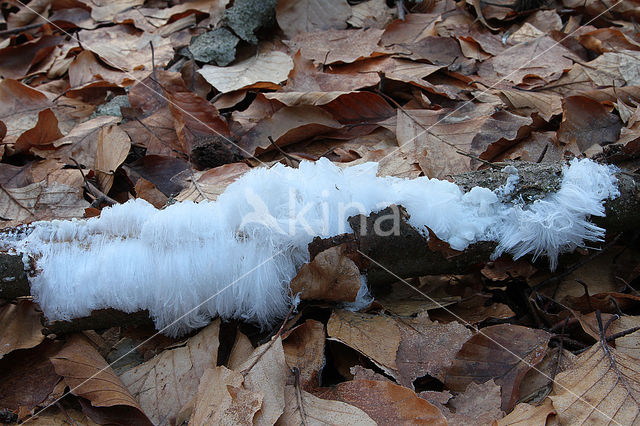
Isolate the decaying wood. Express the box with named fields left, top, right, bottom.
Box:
left=1, top=161, right=639, bottom=334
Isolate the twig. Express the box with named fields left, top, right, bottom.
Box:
left=268, top=136, right=300, bottom=167
left=292, top=366, right=308, bottom=426
left=0, top=22, right=43, bottom=37
left=241, top=303, right=296, bottom=377
left=150, top=41, right=157, bottom=82
left=0, top=182, right=36, bottom=218
left=70, top=159, right=118, bottom=206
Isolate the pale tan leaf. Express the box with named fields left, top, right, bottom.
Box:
left=327, top=310, right=401, bottom=376
left=238, top=337, right=289, bottom=425
left=549, top=343, right=640, bottom=424
left=276, top=0, right=351, bottom=39
left=289, top=28, right=387, bottom=65
left=283, top=320, right=325, bottom=389
left=496, top=398, right=555, bottom=425
left=198, top=50, right=294, bottom=93
left=348, top=0, right=396, bottom=29
left=279, top=384, right=376, bottom=425
left=119, top=321, right=220, bottom=425
left=50, top=334, right=152, bottom=424
left=264, top=91, right=350, bottom=106
left=190, top=366, right=262, bottom=426
left=227, top=330, right=254, bottom=370
left=89, top=0, right=145, bottom=22
left=0, top=171, right=89, bottom=227
left=583, top=50, right=640, bottom=86
left=290, top=245, right=361, bottom=303
left=95, top=124, right=131, bottom=193
left=0, top=300, right=44, bottom=359
left=175, top=162, right=251, bottom=202
left=499, top=89, right=563, bottom=122
left=335, top=379, right=447, bottom=424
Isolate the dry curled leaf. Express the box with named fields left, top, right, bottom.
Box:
left=0, top=300, right=45, bottom=359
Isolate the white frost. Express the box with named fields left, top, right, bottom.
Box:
left=5, top=158, right=619, bottom=336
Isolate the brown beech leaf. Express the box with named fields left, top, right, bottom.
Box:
left=395, top=315, right=473, bottom=386
left=283, top=51, right=382, bottom=92
left=327, top=310, right=401, bottom=376
left=157, top=71, right=231, bottom=154
left=0, top=79, right=52, bottom=146
left=120, top=107, right=183, bottom=157
left=496, top=398, right=555, bottom=425
left=290, top=245, right=362, bottom=303
left=94, top=124, right=131, bottom=193
left=0, top=121, right=6, bottom=142
left=14, top=108, right=63, bottom=153
left=134, top=178, right=168, bottom=208
left=125, top=154, right=190, bottom=196
left=0, top=170, right=89, bottom=227
left=381, top=12, right=443, bottom=45
left=0, top=340, right=63, bottom=416
left=227, top=330, right=254, bottom=370
left=119, top=321, right=220, bottom=425
left=198, top=50, right=293, bottom=94
left=424, top=380, right=504, bottom=425
left=89, top=0, right=145, bottom=22
left=549, top=343, right=640, bottom=424
left=557, top=95, right=622, bottom=151
left=578, top=28, right=640, bottom=54
left=239, top=105, right=342, bottom=156
left=444, top=324, right=551, bottom=411
left=0, top=300, right=45, bottom=359
left=50, top=334, right=151, bottom=424
left=276, top=0, right=351, bottom=39
left=190, top=366, right=262, bottom=425
left=113, top=0, right=227, bottom=32
left=429, top=293, right=515, bottom=325
left=583, top=50, right=640, bottom=87
left=175, top=162, right=250, bottom=202
left=0, top=35, right=63, bottom=80
left=28, top=407, right=100, bottom=425
left=43, top=115, right=120, bottom=168
left=334, top=379, right=447, bottom=424
left=288, top=28, right=388, bottom=65
left=282, top=320, right=326, bottom=390
left=237, top=337, right=290, bottom=425
left=280, top=384, right=376, bottom=425
left=477, top=36, right=575, bottom=88
left=77, top=25, right=173, bottom=74
left=499, top=89, right=563, bottom=122
left=68, top=50, right=130, bottom=88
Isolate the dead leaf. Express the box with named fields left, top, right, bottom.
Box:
left=94, top=124, right=130, bottom=193
left=477, top=36, right=575, bottom=88
left=68, top=50, right=130, bottom=88
left=348, top=0, right=396, bottom=29
left=50, top=334, right=152, bottom=425
left=119, top=321, right=220, bottom=425
left=557, top=95, right=622, bottom=151
left=0, top=300, right=45, bottom=359
left=327, top=310, right=401, bottom=376
left=499, top=89, right=563, bottom=122
left=549, top=343, right=640, bottom=424
left=134, top=178, right=168, bottom=208
left=175, top=162, right=250, bottom=202
left=27, top=407, right=100, bottom=425
left=89, top=0, right=145, bottom=22
left=445, top=324, right=551, bottom=411
left=0, top=35, right=63, bottom=80
left=578, top=28, right=640, bottom=54
left=238, top=337, right=289, bottom=425
left=279, top=384, right=376, bottom=425
left=0, top=170, right=89, bottom=227
left=6, top=0, right=51, bottom=28
left=289, top=28, right=388, bottom=64
left=0, top=340, right=63, bottom=417
left=496, top=398, right=555, bottom=425
left=290, top=245, right=361, bottom=303
left=198, top=50, right=294, bottom=93
left=0, top=79, right=52, bottom=146
left=334, top=379, right=447, bottom=424
left=583, top=50, right=640, bottom=87
left=283, top=319, right=325, bottom=390
left=438, top=380, right=504, bottom=425
left=227, top=330, right=254, bottom=370
left=276, top=0, right=351, bottom=39
left=190, top=366, right=262, bottom=425
left=14, top=108, right=64, bottom=153
left=239, top=105, right=342, bottom=156
left=395, top=315, right=473, bottom=385
left=429, top=293, right=516, bottom=324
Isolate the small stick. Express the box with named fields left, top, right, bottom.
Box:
left=292, top=366, right=308, bottom=426
left=70, top=159, right=118, bottom=206
left=0, top=22, right=43, bottom=37
left=268, top=136, right=300, bottom=166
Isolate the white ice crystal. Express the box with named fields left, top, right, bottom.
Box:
left=5, top=158, right=619, bottom=336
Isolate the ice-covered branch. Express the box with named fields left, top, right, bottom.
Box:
left=1, top=158, right=636, bottom=336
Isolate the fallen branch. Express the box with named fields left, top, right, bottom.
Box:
left=1, top=160, right=638, bottom=334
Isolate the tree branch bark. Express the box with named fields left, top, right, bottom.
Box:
left=1, top=161, right=639, bottom=333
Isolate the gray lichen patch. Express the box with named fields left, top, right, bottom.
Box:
left=224, top=0, right=277, bottom=44
left=453, top=162, right=564, bottom=203
left=90, top=95, right=131, bottom=119
left=189, top=28, right=239, bottom=66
